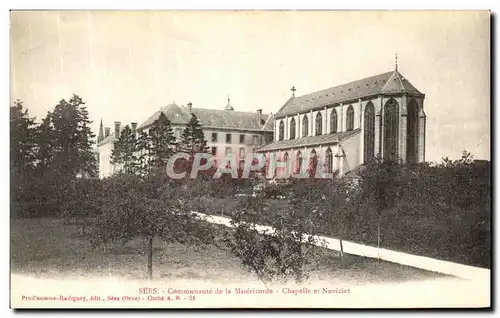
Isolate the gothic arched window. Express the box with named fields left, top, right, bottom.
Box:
left=407, top=99, right=419, bottom=164
left=325, top=147, right=333, bottom=174
left=278, top=120, right=284, bottom=141
left=330, top=109, right=338, bottom=133
left=383, top=98, right=399, bottom=162
left=302, top=115, right=309, bottom=137
left=315, top=112, right=323, bottom=136
left=308, top=149, right=318, bottom=177
left=283, top=152, right=289, bottom=176
left=290, top=118, right=296, bottom=140
left=346, top=105, right=354, bottom=131
left=363, top=101, right=375, bottom=163
left=295, top=151, right=303, bottom=174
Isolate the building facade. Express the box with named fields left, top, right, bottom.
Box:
left=257, top=64, right=426, bottom=178
left=97, top=99, right=274, bottom=178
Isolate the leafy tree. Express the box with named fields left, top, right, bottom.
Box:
left=87, top=173, right=217, bottom=280
left=111, top=125, right=138, bottom=174
left=223, top=190, right=326, bottom=286
left=147, top=112, right=177, bottom=173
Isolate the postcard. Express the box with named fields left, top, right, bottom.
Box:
left=10, top=10, right=491, bottom=309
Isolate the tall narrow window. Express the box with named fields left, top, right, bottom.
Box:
left=346, top=105, right=354, bottom=131
left=363, top=101, right=375, bottom=163
left=325, top=147, right=333, bottom=174
left=295, top=151, right=302, bottom=174
left=309, top=149, right=317, bottom=177
left=330, top=109, right=338, bottom=133
left=279, top=120, right=284, bottom=141
left=283, top=152, right=289, bottom=176
left=289, top=118, right=296, bottom=140
left=302, top=115, right=309, bottom=137
left=406, top=99, right=419, bottom=164
left=383, top=98, right=399, bottom=162
left=315, top=112, right=323, bottom=136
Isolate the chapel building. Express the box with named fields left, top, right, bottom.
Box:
left=257, top=62, right=427, bottom=177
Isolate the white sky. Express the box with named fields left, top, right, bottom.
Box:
left=10, top=10, right=490, bottom=162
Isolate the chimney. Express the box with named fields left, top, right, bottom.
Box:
left=114, top=121, right=121, bottom=138
left=105, top=127, right=111, bottom=137
left=187, top=102, right=192, bottom=114
left=257, top=109, right=262, bottom=123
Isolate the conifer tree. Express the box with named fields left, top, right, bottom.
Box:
left=147, top=112, right=177, bottom=173
left=10, top=100, right=37, bottom=205
left=135, top=130, right=151, bottom=176
left=48, top=94, right=97, bottom=180
left=179, top=113, right=209, bottom=156
left=111, top=125, right=138, bottom=174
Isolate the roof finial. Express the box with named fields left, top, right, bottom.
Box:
left=224, top=94, right=234, bottom=111
left=395, top=52, right=398, bottom=71
left=291, top=86, right=296, bottom=98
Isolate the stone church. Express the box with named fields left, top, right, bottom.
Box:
left=257, top=61, right=427, bottom=177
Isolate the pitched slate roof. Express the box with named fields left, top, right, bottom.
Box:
left=276, top=70, right=422, bottom=118
left=261, top=113, right=275, bottom=131
left=256, top=128, right=361, bottom=152
left=99, top=104, right=272, bottom=147
left=137, top=103, right=272, bottom=131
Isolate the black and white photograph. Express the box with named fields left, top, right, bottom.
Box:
left=9, top=10, right=491, bottom=308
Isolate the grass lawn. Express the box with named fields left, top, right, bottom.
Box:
left=10, top=217, right=450, bottom=286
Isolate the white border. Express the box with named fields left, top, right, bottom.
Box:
left=3, top=1, right=497, bottom=317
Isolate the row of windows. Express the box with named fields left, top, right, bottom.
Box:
left=362, top=98, right=420, bottom=164
left=211, top=146, right=248, bottom=157
left=265, top=148, right=336, bottom=174
left=278, top=105, right=355, bottom=141
left=210, top=132, right=262, bottom=145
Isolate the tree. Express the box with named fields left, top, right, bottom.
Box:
left=179, top=113, right=209, bottom=156
left=87, top=173, right=217, bottom=280
left=147, top=112, right=177, bottom=173
left=28, top=94, right=97, bottom=218
left=10, top=100, right=37, bottom=172
left=135, top=130, right=151, bottom=177
left=223, top=190, right=326, bottom=286
left=10, top=100, right=38, bottom=216
left=111, top=125, right=138, bottom=174
left=48, top=94, right=97, bottom=180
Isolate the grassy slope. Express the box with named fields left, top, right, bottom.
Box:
left=11, top=218, right=447, bottom=284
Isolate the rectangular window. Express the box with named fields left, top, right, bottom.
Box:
left=225, top=147, right=232, bottom=155
left=211, top=147, right=217, bottom=156
left=253, top=135, right=259, bottom=145
left=239, top=147, right=246, bottom=158
left=226, top=133, right=232, bottom=143
left=175, top=128, right=182, bottom=139
left=239, top=134, right=245, bottom=144
left=211, top=132, right=218, bottom=142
